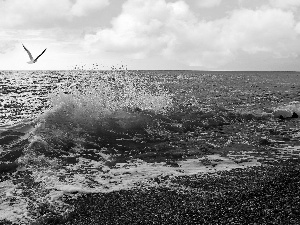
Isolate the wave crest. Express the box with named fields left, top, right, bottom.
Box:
left=31, top=71, right=173, bottom=152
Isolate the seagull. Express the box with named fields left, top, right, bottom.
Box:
left=22, top=44, right=47, bottom=64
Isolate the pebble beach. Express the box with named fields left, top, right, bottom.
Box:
left=0, top=70, right=300, bottom=224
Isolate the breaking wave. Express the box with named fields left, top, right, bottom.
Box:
left=29, top=71, right=173, bottom=153
left=273, top=101, right=300, bottom=118
left=1, top=70, right=299, bottom=224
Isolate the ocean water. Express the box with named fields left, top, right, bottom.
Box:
left=0, top=70, right=300, bottom=223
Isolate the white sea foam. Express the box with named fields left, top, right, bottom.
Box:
left=1, top=70, right=300, bottom=224
left=273, top=101, right=300, bottom=118
left=0, top=180, right=29, bottom=224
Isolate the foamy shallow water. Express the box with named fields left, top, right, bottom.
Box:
left=0, top=153, right=262, bottom=224
left=1, top=70, right=300, bottom=223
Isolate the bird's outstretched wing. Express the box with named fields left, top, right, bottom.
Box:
left=22, top=44, right=33, bottom=61
left=33, top=48, right=47, bottom=62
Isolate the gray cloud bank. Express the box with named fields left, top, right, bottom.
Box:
left=1, top=0, right=300, bottom=69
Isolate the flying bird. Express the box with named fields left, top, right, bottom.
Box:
left=22, top=44, right=47, bottom=64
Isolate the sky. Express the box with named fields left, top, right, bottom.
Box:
left=0, top=0, right=300, bottom=71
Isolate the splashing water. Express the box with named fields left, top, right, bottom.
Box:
left=0, top=70, right=175, bottom=224
left=3, top=70, right=299, bottom=224
left=32, top=70, right=173, bottom=152
left=49, top=70, right=171, bottom=119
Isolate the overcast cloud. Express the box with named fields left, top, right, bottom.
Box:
left=0, top=0, right=299, bottom=70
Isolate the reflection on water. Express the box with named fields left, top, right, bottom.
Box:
left=0, top=70, right=300, bottom=224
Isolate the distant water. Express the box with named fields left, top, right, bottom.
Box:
left=1, top=70, right=300, bottom=223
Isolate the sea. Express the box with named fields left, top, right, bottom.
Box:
left=0, top=70, right=300, bottom=224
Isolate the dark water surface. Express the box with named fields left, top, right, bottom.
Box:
left=0, top=70, right=300, bottom=223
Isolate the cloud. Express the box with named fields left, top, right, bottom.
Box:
left=85, top=0, right=194, bottom=58
left=0, top=30, right=19, bottom=54
left=2, top=0, right=299, bottom=69
left=0, top=0, right=110, bottom=55
left=84, top=0, right=300, bottom=68
left=296, top=22, right=300, bottom=34
left=0, top=0, right=110, bottom=28
left=196, top=0, right=222, bottom=8
left=222, top=8, right=299, bottom=57
left=269, top=0, right=300, bottom=9
left=0, top=40, right=18, bottom=54
left=71, top=0, right=109, bottom=17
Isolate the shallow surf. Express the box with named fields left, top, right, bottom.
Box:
left=0, top=70, right=300, bottom=224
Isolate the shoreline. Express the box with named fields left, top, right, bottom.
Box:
left=21, top=158, right=300, bottom=225
left=1, top=70, right=300, bottom=224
